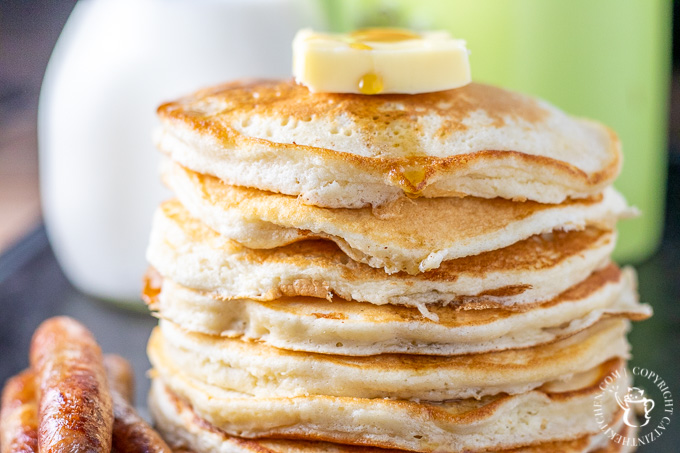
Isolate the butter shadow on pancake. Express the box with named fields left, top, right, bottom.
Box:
left=145, top=265, right=650, bottom=357
left=156, top=80, right=621, bottom=208
left=147, top=354, right=629, bottom=453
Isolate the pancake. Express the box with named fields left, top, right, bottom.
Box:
left=149, top=318, right=630, bottom=401
left=147, top=266, right=651, bottom=356
left=148, top=355, right=627, bottom=452
left=147, top=199, right=618, bottom=309
left=151, top=381, right=633, bottom=453
left=155, top=80, right=621, bottom=208
left=162, top=162, right=632, bottom=274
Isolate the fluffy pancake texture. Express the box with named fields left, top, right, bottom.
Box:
left=147, top=266, right=650, bottom=356
left=149, top=318, right=630, bottom=401
left=148, top=355, right=626, bottom=452
left=163, top=162, right=633, bottom=274
left=149, top=77, right=644, bottom=452
left=156, top=80, right=621, bottom=208
left=150, top=381, right=633, bottom=453
left=147, top=199, right=618, bottom=308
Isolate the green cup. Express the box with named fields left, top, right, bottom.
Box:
left=322, top=0, right=672, bottom=263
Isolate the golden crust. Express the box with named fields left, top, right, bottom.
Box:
left=159, top=80, right=552, bottom=142
left=157, top=79, right=621, bottom=206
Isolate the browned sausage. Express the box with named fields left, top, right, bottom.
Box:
left=103, top=355, right=172, bottom=453
left=103, top=355, right=135, bottom=405
left=30, top=316, right=113, bottom=453
left=0, top=369, right=38, bottom=453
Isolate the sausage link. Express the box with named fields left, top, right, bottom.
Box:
left=104, top=355, right=172, bottom=453
left=0, top=370, right=38, bottom=453
left=103, top=355, right=135, bottom=405
left=30, top=316, right=113, bottom=453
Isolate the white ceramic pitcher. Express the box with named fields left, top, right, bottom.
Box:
left=39, top=0, right=324, bottom=305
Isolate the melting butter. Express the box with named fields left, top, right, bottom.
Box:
left=293, top=28, right=471, bottom=95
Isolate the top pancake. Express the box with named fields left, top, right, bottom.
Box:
left=156, top=79, right=621, bottom=208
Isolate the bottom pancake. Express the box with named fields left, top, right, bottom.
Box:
left=150, top=378, right=633, bottom=453
left=149, top=350, right=627, bottom=453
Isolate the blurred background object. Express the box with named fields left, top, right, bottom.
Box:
left=322, top=0, right=673, bottom=264
left=37, top=0, right=324, bottom=305
left=0, top=1, right=72, bottom=254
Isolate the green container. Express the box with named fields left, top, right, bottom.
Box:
left=322, top=0, right=672, bottom=263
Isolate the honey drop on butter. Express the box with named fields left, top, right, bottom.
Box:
left=349, top=42, right=372, bottom=50
left=358, top=73, right=384, bottom=95
left=350, top=28, right=421, bottom=43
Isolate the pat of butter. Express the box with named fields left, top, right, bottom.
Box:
left=293, top=28, right=471, bottom=95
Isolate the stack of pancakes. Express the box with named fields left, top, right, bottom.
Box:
left=144, top=80, right=651, bottom=452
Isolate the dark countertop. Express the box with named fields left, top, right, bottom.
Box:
left=0, top=226, right=156, bottom=412
left=1, top=164, right=678, bottom=450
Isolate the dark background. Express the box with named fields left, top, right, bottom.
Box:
left=1, top=1, right=678, bottom=451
